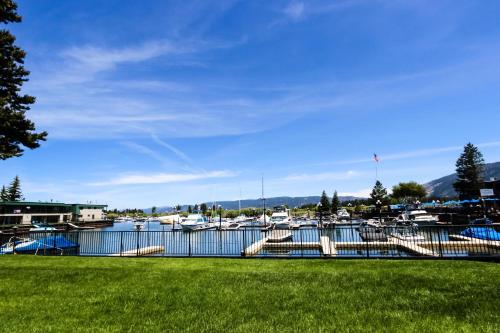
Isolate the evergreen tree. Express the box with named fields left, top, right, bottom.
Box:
left=319, top=190, right=331, bottom=213
left=151, top=206, right=157, bottom=215
left=331, top=190, right=340, bottom=213
left=453, top=143, right=485, bottom=200
left=175, top=204, right=181, bottom=212
left=187, top=205, right=192, bottom=214
left=200, top=203, right=207, bottom=214
left=7, top=175, right=22, bottom=201
left=370, top=180, right=388, bottom=204
left=0, top=0, right=47, bottom=160
left=0, top=185, right=8, bottom=201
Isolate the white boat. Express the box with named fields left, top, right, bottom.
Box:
left=29, top=225, right=57, bottom=232
left=396, top=209, right=438, bottom=225
left=257, top=213, right=270, bottom=225
left=133, top=221, right=144, bottom=230
left=180, top=213, right=211, bottom=231
left=115, top=216, right=133, bottom=222
left=233, top=214, right=251, bottom=223
left=390, top=222, right=425, bottom=242
left=337, top=208, right=350, bottom=220
left=270, top=206, right=292, bottom=229
left=158, top=214, right=181, bottom=225
left=220, top=221, right=241, bottom=230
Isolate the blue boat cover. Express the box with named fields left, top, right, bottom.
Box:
left=1, top=236, right=79, bottom=254
left=460, top=227, right=500, bottom=241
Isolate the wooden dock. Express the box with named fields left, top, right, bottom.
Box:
left=448, top=234, right=500, bottom=249
left=267, top=230, right=293, bottom=242
left=242, top=233, right=498, bottom=257
left=320, top=236, right=337, bottom=256
left=242, top=236, right=269, bottom=256
left=111, top=246, right=165, bottom=257
left=388, top=237, right=439, bottom=257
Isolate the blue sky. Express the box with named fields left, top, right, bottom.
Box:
left=2, top=0, right=500, bottom=209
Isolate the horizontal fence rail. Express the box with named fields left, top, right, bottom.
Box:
left=0, top=225, right=499, bottom=259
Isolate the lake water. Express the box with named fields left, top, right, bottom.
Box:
left=68, top=221, right=493, bottom=258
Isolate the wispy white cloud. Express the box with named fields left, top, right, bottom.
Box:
left=89, top=170, right=236, bottom=186
left=338, top=188, right=371, bottom=198
left=309, top=140, right=500, bottom=167
left=284, top=2, right=305, bottom=20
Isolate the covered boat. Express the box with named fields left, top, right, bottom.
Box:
left=460, top=227, right=500, bottom=241
left=0, top=235, right=80, bottom=255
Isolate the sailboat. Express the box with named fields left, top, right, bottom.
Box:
left=233, top=188, right=250, bottom=223
left=259, top=176, right=270, bottom=225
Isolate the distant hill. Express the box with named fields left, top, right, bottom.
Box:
left=425, top=161, right=500, bottom=198
left=144, top=195, right=362, bottom=213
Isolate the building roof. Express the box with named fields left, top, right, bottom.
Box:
left=0, top=201, right=107, bottom=208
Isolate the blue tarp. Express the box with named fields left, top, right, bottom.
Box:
left=0, top=236, right=79, bottom=254
left=460, top=227, right=500, bottom=241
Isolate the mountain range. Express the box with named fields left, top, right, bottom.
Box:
left=144, top=195, right=361, bottom=213
left=425, top=161, right=500, bottom=198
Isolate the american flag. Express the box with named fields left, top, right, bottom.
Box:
left=373, top=153, right=379, bottom=162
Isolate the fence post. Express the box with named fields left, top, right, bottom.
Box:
left=12, top=226, right=17, bottom=255
left=365, top=234, right=370, bottom=259
left=437, top=226, right=443, bottom=257
left=300, top=228, right=303, bottom=257
left=242, top=228, right=247, bottom=256
left=53, top=230, right=57, bottom=256
left=120, top=232, right=123, bottom=256
left=136, top=226, right=140, bottom=256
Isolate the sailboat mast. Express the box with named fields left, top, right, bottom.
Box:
left=262, top=175, right=266, bottom=224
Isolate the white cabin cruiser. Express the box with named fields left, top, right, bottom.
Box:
left=337, top=208, right=350, bottom=220
left=270, top=206, right=292, bottom=229
left=396, top=209, right=438, bottom=225
left=180, top=213, right=211, bottom=231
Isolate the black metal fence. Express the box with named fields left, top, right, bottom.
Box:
left=0, top=224, right=498, bottom=258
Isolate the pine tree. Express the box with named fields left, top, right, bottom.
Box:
left=0, top=0, right=47, bottom=160
left=331, top=190, right=340, bottom=213
left=187, top=205, right=192, bottom=214
left=319, top=190, right=331, bottom=213
left=453, top=143, right=485, bottom=200
left=7, top=175, right=22, bottom=201
left=370, top=180, right=388, bottom=204
left=0, top=185, right=8, bottom=201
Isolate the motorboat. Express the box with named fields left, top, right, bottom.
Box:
left=219, top=221, right=241, bottom=230
left=180, top=213, right=212, bottom=231
left=390, top=222, right=425, bottom=242
left=395, top=209, right=438, bottom=225
left=114, top=216, right=133, bottom=222
left=0, top=235, right=79, bottom=255
left=157, top=214, right=181, bottom=225
left=460, top=218, right=500, bottom=241
left=233, top=214, right=251, bottom=223
left=270, top=206, right=293, bottom=229
left=337, top=209, right=351, bottom=220
left=358, top=221, right=387, bottom=241
left=133, top=221, right=144, bottom=230
left=29, top=224, right=57, bottom=232
left=257, top=213, right=270, bottom=225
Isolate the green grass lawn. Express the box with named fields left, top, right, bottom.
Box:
left=0, top=257, right=498, bottom=332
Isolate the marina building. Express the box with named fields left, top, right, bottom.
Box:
left=0, top=201, right=107, bottom=226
